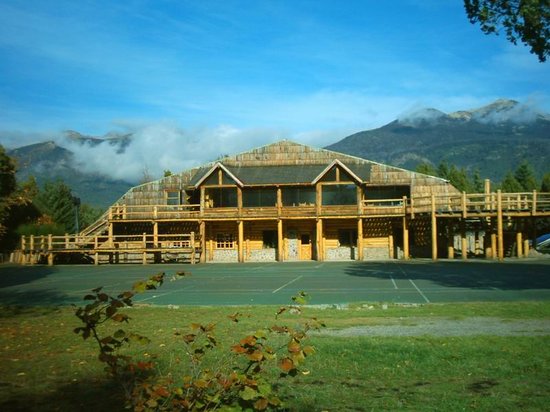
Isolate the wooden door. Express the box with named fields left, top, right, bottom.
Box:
left=300, top=233, right=312, bottom=260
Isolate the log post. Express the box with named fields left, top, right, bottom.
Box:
left=403, top=217, right=409, bottom=260
left=237, top=221, right=244, bottom=263
left=461, top=221, right=468, bottom=260
left=276, top=187, right=282, bottom=217
left=516, top=230, right=523, bottom=258
left=142, top=233, right=147, bottom=264
left=497, top=190, right=504, bottom=261
left=190, top=232, right=196, bottom=264
left=277, top=219, right=283, bottom=261
left=30, top=235, right=35, bottom=265
left=357, top=218, right=363, bottom=261
left=316, top=219, right=324, bottom=261
left=48, top=234, right=53, bottom=266
left=94, top=236, right=99, bottom=265
left=431, top=194, right=437, bottom=260
left=199, top=221, right=206, bottom=263
left=491, top=232, right=498, bottom=260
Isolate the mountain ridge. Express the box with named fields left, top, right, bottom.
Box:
left=326, top=99, right=550, bottom=181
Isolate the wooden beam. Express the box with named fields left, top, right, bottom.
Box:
left=461, top=222, right=468, bottom=260
left=497, top=190, right=504, bottom=261
left=276, top=187, right=282, bottom=217
left=199, top=221, right=206, bottom=263
left=403, top=217, right=409, bottom=260
left=357, top=218, right=363, bottom=260
left=316, top=183, right=322, bottom=216
left=237, top=220, right=244, bottom=263
left=316, top=219, right=324, bottom=261
left=491, top=232, right=498, bottom=260
left=516, top=230, right=523, bottom=258
left=431, top=194, right=437, bottom=261
left=277, top=219, right=283, bottom=261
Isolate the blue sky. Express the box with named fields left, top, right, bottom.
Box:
left=0, top=0, right=548, bottom=181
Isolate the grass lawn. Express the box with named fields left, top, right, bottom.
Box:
left=1, top=301, right=549, bottom=411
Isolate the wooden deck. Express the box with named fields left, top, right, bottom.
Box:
left=14, top=190, right=550, bottom=265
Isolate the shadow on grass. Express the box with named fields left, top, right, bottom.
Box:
left=344, top=261, right=550, bottom=290
left=0, top=378, right=125, bottom=412
left=0, top=289, right=78, bottom=308
left=0, top=265, right=56, bottom=288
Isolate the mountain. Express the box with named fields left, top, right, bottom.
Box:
left=8, top=137, right=133, bottom=209
left=326, top=99, right=550, bottom=182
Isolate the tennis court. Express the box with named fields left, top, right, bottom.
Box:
left=1, top=259, right=549, bottom=307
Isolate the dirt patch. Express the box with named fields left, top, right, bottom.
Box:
left=315, top=317, right=550, bottom=337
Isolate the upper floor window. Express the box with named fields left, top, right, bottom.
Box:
left=243, top=188, right=277, bottom=207
left=205, top=187, right=237, bottom=208
left=166, top=191, right=181, bottom=205
left=282, top=187, right=316, bottom=206
left=322, top=184, right=357, bottom=205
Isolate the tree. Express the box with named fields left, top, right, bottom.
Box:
left=464, top=0, right=550, bottom=62
left=415, top=162, right=437, bottom=176
left=541, top=171, right=550, bottom=191
left=0, top=145, right=18, bottom=242
left=514, top=160, right=538, bottom=191
left=500, top=171, right=524, bottom=192
left=34, top=180, right=78, bottom=232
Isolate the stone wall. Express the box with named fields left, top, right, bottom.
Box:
left=363, top=247, right=390, bottom=260
left=248, top=248, right=277, bottom=262
left=212, top=249, right=238, bottom=262
left=326, top=247, right=356, bottom=261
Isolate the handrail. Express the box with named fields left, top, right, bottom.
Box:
left=103, top=192, right=550, bottom=222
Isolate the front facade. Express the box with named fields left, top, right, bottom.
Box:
left=18, top=140, right=548, bottom=265
left=95, top=140, right=461, bottom=263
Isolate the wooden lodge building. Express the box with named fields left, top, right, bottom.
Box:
left=17, top=140, right=550, bottom=265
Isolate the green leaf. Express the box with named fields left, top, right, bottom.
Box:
left=240, top=386, right=258, bottom=401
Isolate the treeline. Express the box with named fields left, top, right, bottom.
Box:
left=0, top=145, right=103, bottom=252
left=416, top=160, right=550, bottom=194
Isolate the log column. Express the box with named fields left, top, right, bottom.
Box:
left=357, top=218, right=363, bottom=261
left=237, top=220, right=244, bottom=263
left=497, top=190, right=504, bottom=261
left=316, top=219, right=324, bottom=261
left=402, top=217, right=410, bottom=260
left=431, top=194, right=438, bottom=261
left=199, top=221, right=206, bottom=263
left=277, top=219, right=284, bottom=261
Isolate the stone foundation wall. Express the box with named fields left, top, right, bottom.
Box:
left=248, top=248, right=277, bottom=262
left=212, top=249, right=238, bottom=262
left=326, top=247, right=356, bottom=261
left=363, top=247, right=390, bottom=260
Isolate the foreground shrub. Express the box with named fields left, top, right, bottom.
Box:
left=73, top=272, right=324, bottom=411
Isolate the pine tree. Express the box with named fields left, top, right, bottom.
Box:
left=514, top=161, right=538, bottom=191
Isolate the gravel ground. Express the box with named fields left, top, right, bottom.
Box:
left=315, top=317, right=550, bottom=337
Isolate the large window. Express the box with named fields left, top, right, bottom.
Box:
left=322, top=184, right=357, bottom=205
left=243, top=188, right=277, bottom=207
left=365, top=186, right=410, bottom=205
left=338, top=229, right=357, bottom=247
left=166, top=191, right=181, bottom=205
left=216, top=233, right=235, bottom=249
left=205, top=188, right=237, bottom=207
left=282, top=187, right=316, bottom=206
left=262, top=230, right=278, bottom=248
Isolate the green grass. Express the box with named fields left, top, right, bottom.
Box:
left=1, top=302, right=549, bottom=411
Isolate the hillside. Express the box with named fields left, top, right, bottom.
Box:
left=326, top=99, right=550, bottom=182
left=8, top=140, right=132, bottom=209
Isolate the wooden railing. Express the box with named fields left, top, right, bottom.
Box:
left=105, top=191, right=550, bottom=222
left=17, top=232, right=201, bottom=265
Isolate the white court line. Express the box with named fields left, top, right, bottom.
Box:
left=390, top=276, right=398, bottom=289
left=272, top=275, right=303, bottom=294
left=408, top=279, right=430, bottom=303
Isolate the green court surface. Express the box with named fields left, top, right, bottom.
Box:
left=1, top=259, right=550, bottom=307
